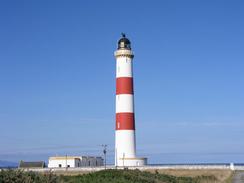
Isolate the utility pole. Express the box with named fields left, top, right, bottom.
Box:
left=115, top=148, right=117, bottom=169
left=123, top=153, right=125, bottom=168
left=65, top=154, right=67, bottom=171
left=102, top=144, right=107, bottom=169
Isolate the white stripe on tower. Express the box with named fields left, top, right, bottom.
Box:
left=114, top=34, right=136, bottom=166
left=116, top=94, right=134, bottom=113
left=116, top=57, right=133, bottom=77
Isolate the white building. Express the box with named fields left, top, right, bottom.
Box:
left=48, top=156, right=104, bottom=168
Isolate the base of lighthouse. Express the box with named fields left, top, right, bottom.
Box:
left=116, top=157, right=147, bottom=167
left=115, top=130, right=147, bottom=167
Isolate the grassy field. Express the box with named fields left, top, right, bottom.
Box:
left=0, top=168, right=233, bottom=183
left=145, top=169, right=233, bottom=183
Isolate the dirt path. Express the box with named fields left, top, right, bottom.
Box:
left=233, top=171, right=244, bottom=183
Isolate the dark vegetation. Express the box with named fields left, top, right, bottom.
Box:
left=0, top=169, right=217, bottom=183
left=0, top=169, right=59, bottom=183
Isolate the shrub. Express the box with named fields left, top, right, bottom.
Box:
left=0, top=168, right=219, bottom=183
left=0, top=169, right=60, bottom=183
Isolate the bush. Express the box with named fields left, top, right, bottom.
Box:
left=0, top=169, right=218, bottom=183
left=60, top=169, right=215, bottom=183
left=0, top=169, right=60, bottom=183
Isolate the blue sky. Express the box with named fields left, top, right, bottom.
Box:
left=0, top=0, right=243, bottom=164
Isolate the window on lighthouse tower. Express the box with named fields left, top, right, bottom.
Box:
left=126, top=44, right=130, bottom=49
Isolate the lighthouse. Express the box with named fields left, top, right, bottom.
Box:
left=114, top=34, right=147, bottom=167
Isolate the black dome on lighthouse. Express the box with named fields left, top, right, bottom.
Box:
left=118, top=33, right=131, bottom=50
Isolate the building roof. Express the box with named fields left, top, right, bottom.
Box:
left=49, top=156, right=81, bottom=160
left=49, top=156, right=104, bottom=161
left=19, top=161, right=45, bottom=168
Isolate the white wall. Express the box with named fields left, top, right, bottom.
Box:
left=48, top=157, right=104, bottom=168
left=48, top=159, right=77, bottom=168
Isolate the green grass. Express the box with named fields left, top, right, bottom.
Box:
left=224, top=171, right=234, bottom=183
left=60, top=169, right=217, bottom=183
left=0, top=169, right=59, bottom=183
left=0, top=169, right=218, bottom=183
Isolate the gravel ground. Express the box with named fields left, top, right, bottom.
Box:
left=233, top=171, right=244, bottom=183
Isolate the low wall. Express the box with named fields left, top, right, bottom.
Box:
left=21, top=164, right=244, bottom=172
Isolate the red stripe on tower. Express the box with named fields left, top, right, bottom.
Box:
left=116, top=77, right=134, bottom=94
left=116, top=112, right=135, bottom=130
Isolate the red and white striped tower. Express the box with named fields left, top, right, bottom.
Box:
left=114, top=34, right=147, bottom=167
